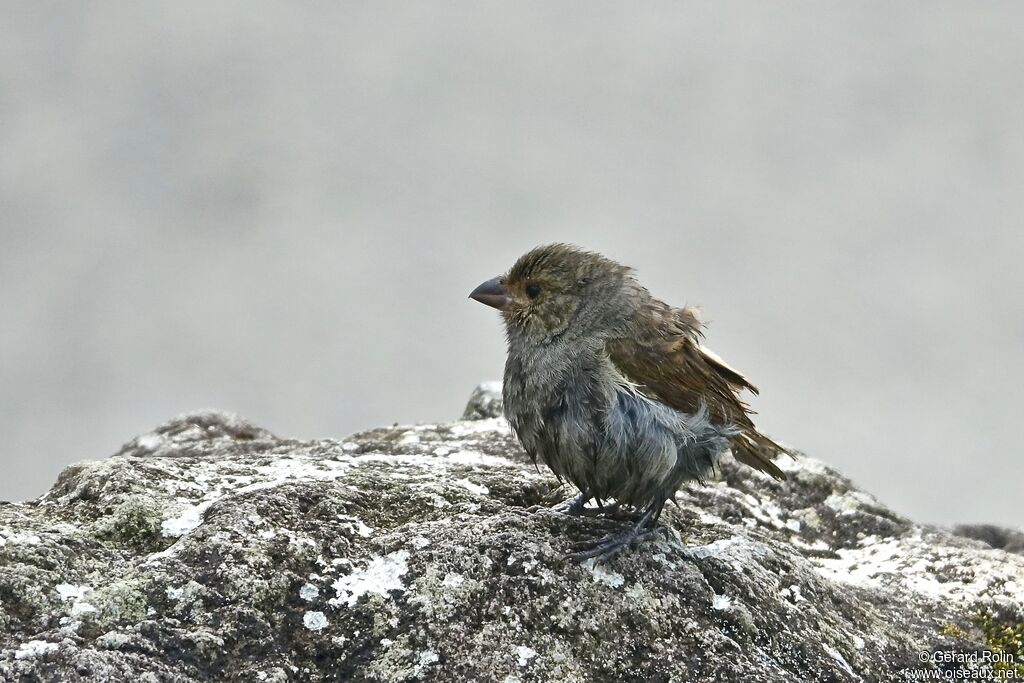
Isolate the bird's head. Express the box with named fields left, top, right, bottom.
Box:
left=469, top=244, right=643, bottom=343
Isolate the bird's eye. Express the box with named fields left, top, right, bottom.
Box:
left=525, top=284, right=542, bottom=300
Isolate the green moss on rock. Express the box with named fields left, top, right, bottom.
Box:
left=972, top=609, right=1024, bottom=677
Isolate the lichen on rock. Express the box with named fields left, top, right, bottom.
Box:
left=1, top=390, right=1022, bottom=681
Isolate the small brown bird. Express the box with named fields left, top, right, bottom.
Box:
left=470, top=244, right=787, bottom=560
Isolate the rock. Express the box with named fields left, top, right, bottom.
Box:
left=1, top=397, right=1022, bottom=682
left=461, top=381, right=503, bottom=420
left=952, top=524, right=1024, bottom=556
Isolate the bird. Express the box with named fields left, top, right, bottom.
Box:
left=469, top=243, right=788, bottom=561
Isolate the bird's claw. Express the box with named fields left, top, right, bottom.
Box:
left=551, top=493, right=588, bottom=515
left=569, top=526, right=660, bottom=563
left=568, top=504, right=663, bottom=563
left=529, top=492, right=610, bottom=517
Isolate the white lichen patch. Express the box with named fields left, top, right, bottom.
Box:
left=161, top=478, right=206, bottom=496
left=822, top=644, right=855, bottom=677
left=777, top=453, right=832, bottom=476
left=14, top=640, right=58, bottom=660
left=303, top=611, right=329, bottom=631
left=329, top=551, right=410, bottom=608
left=441, top=572, right=464, bottom=588
left=57, top=616, right=81, bottom=634
left=797, top=508, right=822, bottom=529
left=823, top=490, right=877, bottom=515
left=411, top=650, right=440, bottom=677
left=272, top=528, right=318, bottom=549
left=445, top=450, right=517, bottom=468
left=0, top=528, right=42, bottom=545
left=824, top=493, right=857, bottom=514
left=358, top=452, right=494, bottom=470
left=685, top=536, right=769, bottom=573
left=780, top=585, right=806, bottom=603
left=53, top=583, right=98, bottom=622
left=159, top=457, right=353, bottom=538
left=338, top=515, right=374, bottom=538
left=299, top=583, right=320, bottom=601
left=791, top=537, right=831, bottom=553
left=161, top=498, right=217, bottom=538
left=446, top=417, right=508, bottom=437
left=696, top=510, right=727, bottom=526
left=736, top=493, right=798, bottom=532
left=584, top=560, right=625, bottom=588
left=455, top=478, right=489, bottom=496
left=711, top=594, right=732, bottom=611
left=514, top=645, right=538, bottom=667
left=813, top=537, right=908, bottom=589
left=812, top=532, right=1024, bottom=605
left=426, top=493, right=450, bottom=509
left=70, top=600, right=97, bottom=617
left=55, top=583, right=89, bottom=602
left=399, top=431, right=421, bottom=445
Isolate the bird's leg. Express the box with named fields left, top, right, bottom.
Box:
left=531, top=490, right=631, bottom=519
left=554, top=493, right=627, bottom=517
left=551, top=492, right=589, bottom=515
left=597, top=499, right=623, bottom=517
left=530, top=489, right=596, bottom=516
left=569, top=501, right=665, bottom=563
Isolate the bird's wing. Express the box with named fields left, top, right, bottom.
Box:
left=607, top=305, right=787, bottom=480
left=695, top=344, right=759, bottom=396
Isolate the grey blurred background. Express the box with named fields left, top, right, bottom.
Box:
left=1, top=3, right=1021, bottom=526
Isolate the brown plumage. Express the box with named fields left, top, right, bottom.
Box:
left=606, top=300, right=788, bottom=480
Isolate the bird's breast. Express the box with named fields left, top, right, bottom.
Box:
left=503, top=348, right=624, bottom=493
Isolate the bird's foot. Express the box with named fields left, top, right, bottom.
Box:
left=569, top=524, right=660, bottom=564
left=529, top=492, right=615, bottom=517
left=569, top=507, right=661, bottom=563
left=553, top=494, right=622, bottom=517
left=550, top=493, right=588, bottom=515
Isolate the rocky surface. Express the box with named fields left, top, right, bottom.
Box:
left=952, top=525, right=1024, bottom=557
left=1, top=385, right=1022, bottom=682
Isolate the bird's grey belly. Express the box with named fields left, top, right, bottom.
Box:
left=510, top=387, right=730, bottom=508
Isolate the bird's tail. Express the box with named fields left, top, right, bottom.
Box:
left=731, top=429, right=790, bottom=480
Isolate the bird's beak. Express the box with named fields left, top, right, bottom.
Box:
left=469, top=277, right=513, bottom=311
